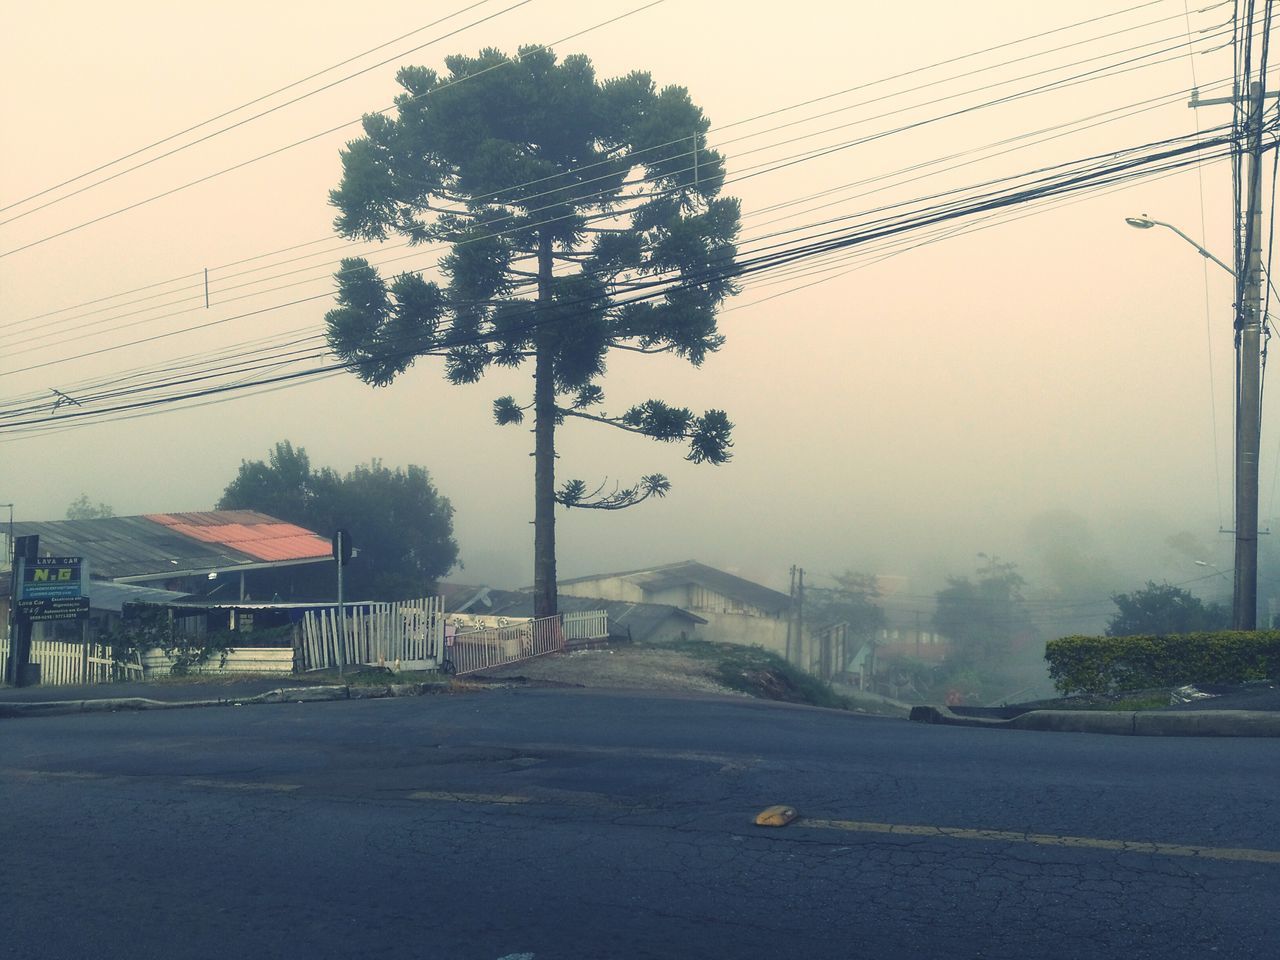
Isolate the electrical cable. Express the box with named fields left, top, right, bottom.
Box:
left=0, top=0, right=668, bottom=260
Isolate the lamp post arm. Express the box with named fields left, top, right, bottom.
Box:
left=1150, top=219, right=1237, bottom=278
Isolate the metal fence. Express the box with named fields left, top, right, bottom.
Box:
left=300, top=597, right=445, bottom=671
left=0, top=637, right=143, bottom=686
left=449, top=615, right=568, bottom=675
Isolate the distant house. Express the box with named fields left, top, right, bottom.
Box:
left=439, top=584, right=706, bottom=645
left=556, top=560, right=795, bottom=656
left=4, top=511, right=334, bottom=602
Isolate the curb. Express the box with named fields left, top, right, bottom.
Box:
left=0, top=682, right=446, bottom=720
left=909, top=704, right=1280, bottom=737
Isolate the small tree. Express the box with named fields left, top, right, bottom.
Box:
left=1106, top=581, right=1229, bottom=637
left=325, top=47, right=740, bottom=616
left=66, top=494, right=115, bottom=520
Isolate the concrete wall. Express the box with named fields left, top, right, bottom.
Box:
left=559, top=578, right=647, bottom=604
left=697, top=612, right=794, bottom=658
left=141, top=647, right=294, bottom=676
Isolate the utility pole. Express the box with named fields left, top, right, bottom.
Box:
left=786, top=565, right=797, bottom=663
left=1192, top=79, right=1273, bottom=629
left=795, top=568, right=805, bottom=671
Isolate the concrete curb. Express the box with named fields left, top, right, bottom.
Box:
left=0, top=682, right=447, bottom=720
left=909, top=704, right=1280, bottom=737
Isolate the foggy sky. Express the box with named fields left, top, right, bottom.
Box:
left=0, top=0, right=1264, bottom=633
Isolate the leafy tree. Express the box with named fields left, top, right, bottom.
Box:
left=1106, top=581, right=1229, bottom=637
left=217, top=441, right=458, bottom=599
left=933, top=555, right=1032, bottom=664
left=66, top=494, right=114, bottom=520
left=218, top=440, right=321, bottom=523
left=806, top=571, right=886, bottom=653
left=324, top=47, right=740, bottom=616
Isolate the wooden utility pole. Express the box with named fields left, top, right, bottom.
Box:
left=1192, top=79, right=1273, bottom=628
left=532, top=230, right=558, bottom=619
left=786, top=566, right=796, bottom=662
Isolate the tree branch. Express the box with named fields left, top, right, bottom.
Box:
left=559, top=408, right=649, bottom=435
left=609, top=342, right=674, bottom=355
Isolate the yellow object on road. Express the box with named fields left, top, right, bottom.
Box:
left=754, top=805, right=798, bottom=827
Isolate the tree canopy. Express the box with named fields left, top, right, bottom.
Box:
left=324, top=46, right=740, bottom=615
left=1105, top=581, right=1229, bottom=637
left=933, top=555, right=1034, bottom=664
left=66, top=494, right=115, bottom=520
left=217, top=441, right=458, bottom=599
left=806, top=571, right=886, bottom=640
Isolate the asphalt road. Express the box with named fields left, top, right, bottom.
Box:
left=2, top=688, right=1276, bottom=960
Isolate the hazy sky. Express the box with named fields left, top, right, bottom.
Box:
left=1, top=0, right=1270, bottom=628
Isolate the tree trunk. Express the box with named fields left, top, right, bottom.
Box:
left=532, top=230, right=558, bottom=618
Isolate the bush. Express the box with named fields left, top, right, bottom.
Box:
left=1045, top=631, right=1280, bottom=695
left=102, top=605, right=235, bottom=676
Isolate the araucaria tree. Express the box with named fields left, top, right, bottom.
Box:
left=325, top=47, right=740, bottom=616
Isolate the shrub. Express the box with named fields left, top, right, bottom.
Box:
left=1045, top=631, right=1280, bottom=695
left=102, top=604, right=234, bottom=676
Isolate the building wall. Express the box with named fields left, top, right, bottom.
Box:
left=696, top=611, right=795, bottom=658
left=559, top=577, right=648, bottom=604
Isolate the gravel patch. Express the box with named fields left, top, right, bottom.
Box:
left=478, top=646, right=748, bottom=697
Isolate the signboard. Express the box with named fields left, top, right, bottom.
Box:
left=16, top=597, right=90, bottom=623
left=332, top=530, right=353, bottom=567
left=20, top=557, right=84, bottom=601
left=15, top=557, right=89, bottom=622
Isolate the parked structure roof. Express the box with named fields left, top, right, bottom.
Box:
left=8, top=511, right=332, bottom=582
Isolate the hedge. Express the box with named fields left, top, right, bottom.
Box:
left=1045, top=631, right=1280, bottom=695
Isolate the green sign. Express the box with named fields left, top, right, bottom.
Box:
left=20, top=557, right=83, bottom=601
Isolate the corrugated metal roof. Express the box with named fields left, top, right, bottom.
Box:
left=85, top=581, right=191, bottom=613
left=9, top=511, right=331, bottom=581
left=146, top=513, right=330, bottom=562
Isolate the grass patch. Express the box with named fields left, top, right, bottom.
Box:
left=654, top=640, right=851, bottom=710
left=301, top=667, right=452, bottom=688
left=150, top=672, right=303, bottom=686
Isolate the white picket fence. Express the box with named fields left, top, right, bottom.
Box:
left=300, top=597, right=444, bottom=671
left=563, top=610, right=610, bottom=645
left=0, top=637, right=143, bottom=686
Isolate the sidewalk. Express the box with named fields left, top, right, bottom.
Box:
left=0, top=677, right=306, bottom=705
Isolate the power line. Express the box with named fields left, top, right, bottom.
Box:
left=0, top=0, right=524, bottom=222
left=0, top=123, right=1243, bottom=436
left=5, top=0, right=1225, bottom=321
left=0, top=0, right=668, bottom=260
left=1, top=24, right=1239, bottom=367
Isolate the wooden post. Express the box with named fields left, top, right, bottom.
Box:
left=80, top=618, right=90, bottom=685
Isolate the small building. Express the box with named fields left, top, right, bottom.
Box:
left=440, top=584, right=706, bottom=645
left=4, top=511, right=335, bottom=602
left=556, top=560, right=795, bottom=656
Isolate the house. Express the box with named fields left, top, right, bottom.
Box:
left=556, top=560, right=796, bottom=656
left=439, top=584, right=706, bottom=645
left=4, top=511, right=335, bottom=602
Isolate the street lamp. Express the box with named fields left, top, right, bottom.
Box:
left=1126, top=212, right=1260, bottom=631
left=1125, top=214, right=1236, bottom=277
